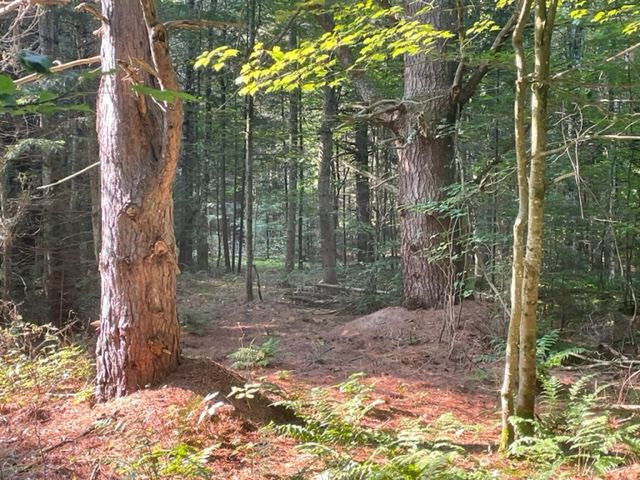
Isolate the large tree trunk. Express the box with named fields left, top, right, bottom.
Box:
left=396, top=0, right=458, bottom=309
left=318, top=86, right=338, bottom=284
left=95, top=0, right=182, bottom=401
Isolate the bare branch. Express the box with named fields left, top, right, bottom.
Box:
left=14, top=55, right=101, bottom=86
left=37, top=161, right=100, bottom=190
left=164, top=19, right=242, bottom=30
left=74, top=2, right=106, bottom=23
left=0, top=0, right=67, bottom=18
left=458, top=10, right=518, bottom=106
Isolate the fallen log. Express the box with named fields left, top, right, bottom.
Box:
left=316, top=282, right=390, bottom=295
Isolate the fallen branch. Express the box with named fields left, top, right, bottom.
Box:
left=611, top=404, right=640, bottom=413
left=316, top=282, right=389, bottom=295
left=164, top=19, right=242, bottom=30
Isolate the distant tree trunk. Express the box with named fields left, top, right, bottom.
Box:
left=88, top=115, right=102, bottom=265
left=298, top=163, right=304, bottom=268
left=314, top=0, right=517, bottom=308
left=176, top=4, right=197, bottom=269
left=218, top=75, right=232, bottom=272
left=297, top=94, right=305, bottom=269
left=284, top=29, right=299, bottom=272
left=354, top=122, right=373, bottom=262
left=244, top=0, right=256, bottom=300
left=318, top=85, right=338, bottom=284
left=95, top=0, right=182, bottom=401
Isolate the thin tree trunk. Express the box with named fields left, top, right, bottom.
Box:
left=318, top=85, right=338, bottom=284
left=219, top=75, right=232, bottom=271
left=355, top=122, right=373, bottom=262
left=515, top=0, right=558, bottom=429
left=500, top=0, right=532, bottom=450
left=95, top=0, right=182, bottom=401
left=244, top=0, right=256, bottom=299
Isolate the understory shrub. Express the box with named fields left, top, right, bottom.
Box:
left=0, top=319, right=92, bottom=405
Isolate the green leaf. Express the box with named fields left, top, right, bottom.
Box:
left=17, top=51, right=53, bottom=74
left=0, top=74, right=16, bottom=95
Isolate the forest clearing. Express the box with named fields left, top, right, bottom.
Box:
left=1, top=0, right=640, bottom=479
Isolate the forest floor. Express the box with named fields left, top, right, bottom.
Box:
left=1, top=267, right=639, bottom=479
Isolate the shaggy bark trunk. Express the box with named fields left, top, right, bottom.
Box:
left=95, top=0, right=182, bottom=401
left=396, top=0, right=458, bottom=309
left=318, top=86, right=338, bottom=284
left=500, top=0, right=532, bottom=450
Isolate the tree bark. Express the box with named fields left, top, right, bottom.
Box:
left=395, top=0, right=458, bottom=309
left=285, top=29, right=299, bottom=273
left=244, top=0, right=256, bottom=301
left=515, top=0, right=558, bottom=427
left=354, top=121, right=373, bottom=262
left=218, top=74, right=232, bottom=272
left=95, top=0, right=182, bottom=401
left=500, top=0, right=532, bottom=450
left=318, top=86, right=338, bottom=284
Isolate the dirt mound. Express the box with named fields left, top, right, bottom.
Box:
left=316, top=301, right=494, bottom=380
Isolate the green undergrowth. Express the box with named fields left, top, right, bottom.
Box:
left=262, top=372, right=640, bottom=479
left=508, top=375, right=640, bottom=477
left=116, top=437, right=214, bottom=480
left=228, top=336, right=280, bottom=369
left=268, top=373, right=495, bottom=479
left=0, top=318, right=93, bottom=406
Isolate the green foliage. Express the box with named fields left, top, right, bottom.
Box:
left=0, top=319, right=93, bottom=405
left=271, top=373, right=492, bottom=479
left=227, top=336, right=279, bottom=370
left=17, top=50, right=53, bottom=74
left=202, top=0, right=453, bottom=95
left=509, top=376, right=640, bottom=476
left=535, top=330, right=586, bottom=375
left=117, top=438, right=213, bottom=480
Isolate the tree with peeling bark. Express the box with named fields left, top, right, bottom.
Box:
left=95, top=0, right=183, bottom=401
left=500, top=0, right=559, bottom=446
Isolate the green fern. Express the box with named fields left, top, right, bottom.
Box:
left=227, top=336, right=279, bottom=369
left=270, top=374, right=492, bottom=479
left=509, top=375, right=640, bottom=475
